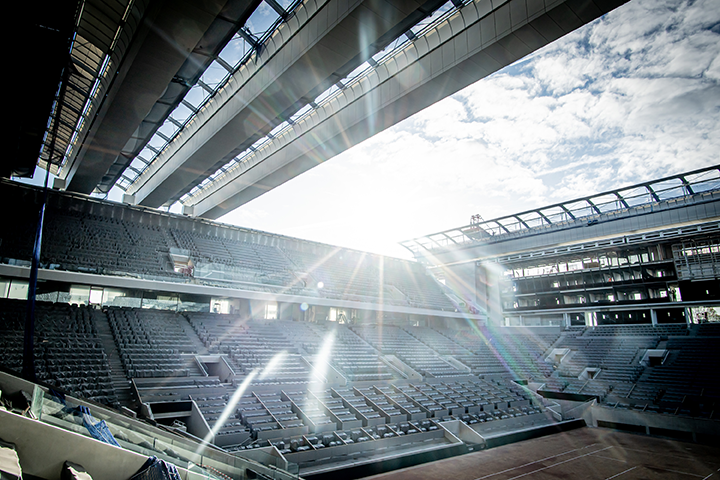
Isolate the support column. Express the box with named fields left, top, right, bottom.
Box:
left=563, top=313, right=570, bottom=328
left=650, top=309, right=658, bottom=326
left=685, top=307, right=693, bottom=326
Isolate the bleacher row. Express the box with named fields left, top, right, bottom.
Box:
left=0, top=299, right=118, bottom=405
left=106, top=307, right=203, bottom=379
left=539, top=324, right=720, bottom=419
left=136, top=377, right=539, bottom=452
left=1, top=297, right=719, bottom=422
left=0, top=206, right=460, bottom=312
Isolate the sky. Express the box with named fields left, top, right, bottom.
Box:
left=214, top=0, right=720, bottom=259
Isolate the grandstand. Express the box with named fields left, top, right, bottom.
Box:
left=4, top=0, right=720, bottom=477
left=2, top=165, right=720, bottom=478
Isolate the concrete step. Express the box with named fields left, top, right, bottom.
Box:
left=179, top=314, right=210, bottom=355
left=93, top=309, right=137, bottom=409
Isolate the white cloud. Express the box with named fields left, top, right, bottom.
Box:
left=222, top=0, right=720, bottom=258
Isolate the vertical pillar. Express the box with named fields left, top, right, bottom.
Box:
left=685, top=307, right=693, bottom=325
left=563, top=313, right=570, bottom=328
left=650, top=309, right=658, bottom=326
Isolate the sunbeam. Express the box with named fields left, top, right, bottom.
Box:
left=196, top=368, right=258, bottom=456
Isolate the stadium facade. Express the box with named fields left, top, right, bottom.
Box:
left=1, top=165, right=719, bottom=478
left=4, top=0, right=720, bottom=477
left=404, top=164, right=720, bottom=328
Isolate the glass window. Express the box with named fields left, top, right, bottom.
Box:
left=246, top=2, right=281, bottom=38
left=219, top=37, right=251, bottom=68
left=147, top=134, right=166, bottom=150
left=89, top=288, right=103, bottom=304
left=157, top=120, right=179, bottom=139
left=130, top=157, right=148, bottom=171
left=69, top=285, right=90, bottom=305
left=184, top=85, right=210, bottom=110
left=171, top=103, right=194, bottom=123
left=342, top=62, right=371, bottom=83
left=200, top=60, right=231, bottom=88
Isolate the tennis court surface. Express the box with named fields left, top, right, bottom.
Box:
left=362, top=427, right=720, bottom=480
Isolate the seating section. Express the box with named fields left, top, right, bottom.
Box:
left=296, top=322, right=400, bottom=382
left=3, top=291, right=717, bottom=424
left=0, top=299, right=117, bottom=405
left=136, top=377, right=539, bottom=454
left=627, top=337, right=720, bottom=417
left=537, top=323, right=720, bottom=419
left=696, top=322, right=720, bottom=336
left=42, top=212, right=176, bottom=277
left=280, top=249, right=457, bottom=310
left=437, top=327, right=556, bottom=380
left=170, top=230, right=296, bottom=288
left=352, top=325, right=467, bottom=377
left=0, top=198, right=458, bottom=314
left=187, top=314, right=313, bottom=383
left=384, top=264, right=458, bottom=310
left=107, top=307, right=203, bottom=378
left=584, top=324, right=689, bottom=337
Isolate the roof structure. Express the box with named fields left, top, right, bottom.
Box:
left=11, top=0, right=628, bottom=217
left=400, top=164, right=720, bottom=258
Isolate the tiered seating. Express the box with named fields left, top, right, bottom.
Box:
left=492, top=328, right=557, bottom=380
left=445, top=333, right=510, bottom=376
left=282, top=249, right=384, bottom=302
left=435, top=327, right=555, bottom=380
left=170, top=230, right=296, bottom=287
left=404, top=327, right=471, bottom=356
left=632, top=338, right=720, bottom=417
left=186, top=314, right=311, bottom=383
left=0, top=299, right=117, bottom=405
left=352, top=325, right=466, bottom=377
left=42, top=211, right=174, bottom=277
left=384, top=262, right=456, bottom=310
left=585, top=324, right=689, bottom=337
left=295, top=323, right=399, bottom=382
left=547, top=335, right=655, bottom=400
left=107, top=307, right=202, bottom=378
left=696, top=322, right=720, bottom=336
left=0, top=195, right=465, bottom=316
left=538, top=324, right=717, bottom=415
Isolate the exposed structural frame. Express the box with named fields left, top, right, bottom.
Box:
left=400, top=164, right=720, bottom=257
left=58, top=0, right=285, bottom=195
left=133, top=0, right=629, bottom=216
left=125, top=0, right=453, bottom=208
left=102, top=0, right=300, bottom=197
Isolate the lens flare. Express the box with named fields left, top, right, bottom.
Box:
left=309, top=329, right=335, bottom=383
left=259, top=350, right=287, bottom=380
left=196, top=368, right=258, bottom=456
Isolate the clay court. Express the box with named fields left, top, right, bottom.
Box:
left=362, top=427, right=720, bottom=480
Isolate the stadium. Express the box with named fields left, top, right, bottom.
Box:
left=2, top=0, right=720, bottom=478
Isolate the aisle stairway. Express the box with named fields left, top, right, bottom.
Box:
left=93, top=308, right=135, bottom=408
left=179, top=314, right=209, bottom=355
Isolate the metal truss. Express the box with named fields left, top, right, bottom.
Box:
left=109, top=0, right=304, bottom=197
left=39, top=0, right=136, bottom=176
left=401, top=164, right=720, bottom=255
left=178, top=0, right=465, bottom=209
